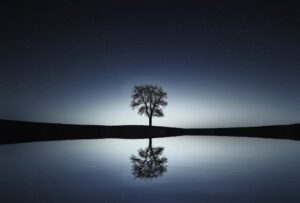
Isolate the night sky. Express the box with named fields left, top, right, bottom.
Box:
left=1, top=1, right=299, bottom=128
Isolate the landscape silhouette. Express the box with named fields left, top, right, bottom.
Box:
left=1, top=1, right=300, bottom=203
left=0, top=119, right=299, bottom=144
left=0, top=84, right=299, bottom=144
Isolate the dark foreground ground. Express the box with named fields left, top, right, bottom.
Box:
left=0, top=119, right=299, bottom=144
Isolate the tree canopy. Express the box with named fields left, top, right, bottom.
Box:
left=130, top=84, right=167, bottom=126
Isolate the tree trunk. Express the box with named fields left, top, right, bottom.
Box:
left=148, top=138, right=152, bottom=149
left=149, top=116, right=152, bottom=127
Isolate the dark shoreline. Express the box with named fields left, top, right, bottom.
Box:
left=0, top=119, right=299, bottom=144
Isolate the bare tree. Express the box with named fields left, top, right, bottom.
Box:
left=130, top=84, right=167, bottom=126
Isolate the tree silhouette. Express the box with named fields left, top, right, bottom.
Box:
left=130, top=84, right=167, bottom=126
left=130, top=138, right=168, bottom=180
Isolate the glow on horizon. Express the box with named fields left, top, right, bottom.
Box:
left=1, top=1, right=300, bottom=128
left=14, top=82, right=298, bottom=128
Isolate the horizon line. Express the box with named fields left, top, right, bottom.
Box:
left=1, top=118, right=299, bottom=129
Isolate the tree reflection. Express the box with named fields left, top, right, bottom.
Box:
left=130, top=138, right=168, bottom=179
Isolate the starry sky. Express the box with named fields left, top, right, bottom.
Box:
left=0, top=1, right=299, bottom=128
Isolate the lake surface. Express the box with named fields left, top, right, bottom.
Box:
left=0, top=136, right=300, bottom=203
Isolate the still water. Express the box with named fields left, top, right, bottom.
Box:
left=0, top=136, right=300, bottom=203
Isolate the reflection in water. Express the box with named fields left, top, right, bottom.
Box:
left=130, top=138, right=168, bottom=179
left=1, top=136, right=300, bottom=202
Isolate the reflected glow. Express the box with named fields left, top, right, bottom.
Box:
left=0, top=136, right=300, bottom=202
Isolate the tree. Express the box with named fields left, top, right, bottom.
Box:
left=130, top=84, right=167, bottom=126
left=130, top=138, right=168, bottom=180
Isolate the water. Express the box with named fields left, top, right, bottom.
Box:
left=0, top=136, right=300, bottom=203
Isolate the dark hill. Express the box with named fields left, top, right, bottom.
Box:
left=0, top=119, right=299, bottom=144
left=0, top=119, right=183, bottom=144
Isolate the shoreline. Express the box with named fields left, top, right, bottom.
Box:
left=0, top=119, right=299, bottom=144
